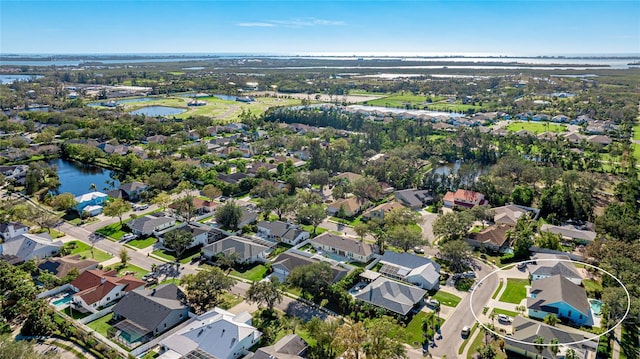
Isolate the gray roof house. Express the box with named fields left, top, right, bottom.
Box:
left=112, top=284, right=190, bottom=346
left=492, top=204, right=539, bottom=226
left=256, top=221, right=310, bottom=245
left=0, top=233, right=63, bottom=264
left=271, top=252, right=349, bottom=283
left=202, top=236, right=270, bottom=263
left=539, top=224, right=597, bottom=244
left=529, top=254, right=582, bottom=285
left=354, top=277, right=426, bottom=316
left=108, top=181, right=149, bottom=201
left=379, top=252, right=441, bottom=290
left=311, top=233, right=375, bottom=263
left=0, top=221, right=30, bottom=240
left=527, top=275, right=592, bottom=326
left=394, top=189, right=434, bottom=209
left=254, top=334, right=308, bottom=359
left=127, top=215, right=176, bottom=237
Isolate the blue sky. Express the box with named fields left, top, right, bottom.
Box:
left=1, top=1, right=638, bottom=55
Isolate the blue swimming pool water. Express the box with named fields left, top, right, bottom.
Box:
left=589, top=299, right=603, bottom=316
left=52, top=295, right=73, bottom=306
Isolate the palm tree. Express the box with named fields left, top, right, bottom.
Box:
left=543, top=313, right=558, bottom=326
left=565, top=348, right=578, bottom=359
left=89, top=183, right=97, bottom=192
left=533, top=336, right=545, bottom=358
left=549, top=338, right=560, bottom=357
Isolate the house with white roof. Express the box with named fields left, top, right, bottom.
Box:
left=158, top=307, right=261, bottom=359
left=0, top=233, right=63, bottom=264
left=256, top=220, right=309, bottom=245
left=378, top=251, right=441, bottom=290
left=74, top=191, right=109, bottom=216
left=0, top=221, right=30, bottom=240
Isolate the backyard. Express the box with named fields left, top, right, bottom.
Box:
left=231, top=264, right=269, bottom=282
left=64, top=240, right=112, bottom=263
left=87, top=312, right=114, bottom=338
left=498, top=278, right=529, bottom=304
left=404, top=311, right=444, bottom=348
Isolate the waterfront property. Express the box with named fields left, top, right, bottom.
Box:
left=442, top=189, right=487, bottom=209
left=74, top=191, right=109, bottom=216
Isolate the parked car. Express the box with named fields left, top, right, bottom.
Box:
left=517, top=262, right=527, bottom=269
left=461, top=326, right=471, bottom=337
left=121, top=233, right=137, bottom=241
left=497, top=314, right=512, bottom=323
left=134, top=203, right=149, bottom=211
left=462, top=271, right=476, bottom=278
left=413, top=246, right=425, bottom=254
left=427, top=299, right=440, bottom=308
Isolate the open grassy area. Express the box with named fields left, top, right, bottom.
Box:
left=583, top=279, right=603, bottom=296
left=300, top=224, right=327, bottom=236
left=87, top=312, right=114, bottom=338
left=219, top=292, right=244, bottom=310
left=366, top=94, right=431, bottom=108
left=62, top=306, right=90, bottom=320
left=107, top=264, right=149, bottom=279
left=151, top=245, right=202, bottom=264
left=506, top=121, right=567, bottom=134
left=64, top=240, right=112, bottom=262
left=151, top=249, right=175, bottom=262
left=231, top=264, right=269, bottom=281
left=427, top=103, right=485, bottom=113
left=491, top=308, right=519, bottom=318
left=498, top=278, right=529, bottom=304
left=432, top=291, right=462, bottom=307
left=126, top=236, right=157, bottom=249
left=633, top=123, right=640, bottom=141
left=95, top=222, right=128, bottom=240
left=404, top=311, right=444, bottom=347
left=466, top=332, right=508, bottom=359
left=633, top=143, right=640, bottom=162
left=492, top=280, right=504, bottom=299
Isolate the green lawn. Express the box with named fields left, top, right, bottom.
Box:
left=633, top=143, right=640, bottom=162
left=35, top=228, right=65, bottom=239
left=491, top=280, right=504, bottom=299
left=633, top=123, right=640, bottom=141
left=432, top=291, right=462, bottom=307
left=498, top=278, right=529, bottom=304
left=506, top=121, right=567, bottom=134
left=126, top=236, right=158, bottom=249
left=366, top=94, right=432, bottom=108
left=87, top=312, right=114, bottom=337
left=404, top=311, right=444, bottom=347
left=491, top=308, right=519, bottom=318
left=583, top=279, right=603, bottom=295
left=219, top=292, right=244, bottom=310
left=107, top=264, right=148, bottom=279
left=466, top=331, right=508, bottom=359
left=300, top=225, right=327, bottom=236
left=64, top=240, right=112, bottom=262
left=62, top=306, right=90, bottom=320
left=151, top=245, right=201, bottom=264
left=231, top=264, right=269, bottom=281
left=95, top=222, right=128, bottom=240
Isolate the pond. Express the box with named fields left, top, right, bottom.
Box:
left=0, top=74, right=43, bottom=84
left=129, top=106, right=186, bottom=117
left=49, top=158, right=120, bottom=196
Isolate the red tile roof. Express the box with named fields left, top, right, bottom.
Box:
left=71, top=270, right=145, bottom=305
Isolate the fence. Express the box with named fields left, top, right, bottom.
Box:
left=78, top=305, right=114, bottom=325
left=37, top=283, right=72, bottom=299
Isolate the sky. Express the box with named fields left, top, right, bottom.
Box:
left=1, top=0, right=639, bottom=56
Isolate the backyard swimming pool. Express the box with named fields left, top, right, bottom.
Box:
left=589, top=299, right=603, bottom=317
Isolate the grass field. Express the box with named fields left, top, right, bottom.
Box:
left=432, top=291, right=462, bottom=307
left=126, top=236, right=157, bottom=249
left=466, top=332, right=507, bottom=359
left=231, top=264, right=269, bottom=281
left=427, top=103, right=485, bottom=112
left=219, top=292, right=244, bottom=310
left=633, top=123, right=640, bottom=141
left=404, top=311, right=444, bottom=347
left=365, top=94, right=431, bottom=108
left=87, top=312, right=114, bottom=337
left=506, top=121, right=567, bottom=134
left=491, top=308, right=519, bottom=318
left=633, top=143, right=640, bottom=162
left=491, top=280, right=504, bottom=299
left=583, top=279, right=603, bottom=295
left=65, top=240, right=112, bottom=262
left=107, top=264, right=149, bottom=279
left=95, top=222, right=128, bottom=240
left=498, top=278, right=529, bottom=304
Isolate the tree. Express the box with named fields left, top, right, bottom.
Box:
left=21, top=300, right=57, bottom=336
left=351, top=176, right=383, bottom=201
left=509, top=215, right=535, bottom=259
left=543, top=313, right=558, bottom=326
left=103, top=198, right=131, bottom=226
left=182, top=266, right=236, bottom=313
left=119, top=248, right=130, bottom=266
left=433, top=211, right=473, bottom=242
left=477, top=343, right=497, bottom=359
left=163, top=229, right=194, bottom=258
left=288, top=262, right=334, bottom=296
left=305, top=317, right=341, bottom=359
left=88, top=183, right=97, bottom=192
left=152, top=192, right=171, bottom=210
left=512, top=185, right=534, bottom=206
left=215, top=200, right=242, bottom=230
left=174, top=195, right=196, bottom=224
left=549, top=338, right=560, bottom=357
left=297, top=203, right=326, bottom=235
left=0, top=335, right=45, bottom=359
left=201, top=184, right=221, bottom=201
left=533, top=336, right=545, bottom=357
left=32, top=208, right=58, bottom=233
left=384, top=207, right=423, bottom=227
left=536, top=231, right=562, bottom=250
left=364, top=317, right=407, bottom=359
left=354, top=223, right=369, bottom=241
left=51, top=192, right=77, bottom=211
left=246, top=277, right=283, bottom=311
left=387, top=224, right=424, bottom=252
left=332, top=321, right=366, bottom=359
left=438, top=240, right=473, bottom=273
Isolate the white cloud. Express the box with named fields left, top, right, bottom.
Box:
left=236, top=18, right=345, bottom=28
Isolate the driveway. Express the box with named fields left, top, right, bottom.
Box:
left=429, top=259, right=498, bottom=359
left=419, top=210, right=438, bottom=243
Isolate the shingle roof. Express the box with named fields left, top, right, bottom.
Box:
left=470, top=224, right=510, bottom=247
left=530, top=262, right=582, bottom=280
left=254, top=334, right=308, bottom=359
left=354, top=277, right=426, bottom=315
left=0, top=233, right=63, bottom=261
left=527, top=275, right=590, bottom=316
left=540, top=224, right=596, bottom=242
left=203, top=236, right=268, bottom=262
left=113, top=284, right=188, bottom=333
left=272, top=252, right=348, bottom=282
left=0, top=221, right=28, bottom=233
left=312, top=233, right=374, bottom=258
left=128, top=216, right=174, bottom=233
left=38, top=254, right=98, bottom=278
left=507, top=316, right=585, bottom=358
left=119, top=181, right=147, bottom=194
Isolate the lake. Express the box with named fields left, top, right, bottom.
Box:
left=49, top=158, right=119, bottom=197
left=0, top=74, right=43, bottom=84
left=129, top=106, right=186, bottom=117
left=87, top=97, right=160, bottom=107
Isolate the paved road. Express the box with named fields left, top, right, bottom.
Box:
left=429, top=259, right=498, bottom=359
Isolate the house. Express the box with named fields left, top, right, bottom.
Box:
left=327, top=197, right=370, bottom=217
left=254, top=334, right=308, bottom=359
left=0, top=164, right=28, bottom=184
left=217, top=172, right=250, bottom=185
left=442, top=189, right=487, bottom=209
left=111, top=284, right=190, bottom=346
left=238, top=207, right=259, bottom=228
left=378, top=252, right=441, bottom=290
left=311, top=233, right=375, bottom=263
left=527, top=275, right=593, bottom=326
left=38, top=255, right=98, bottom=278
left=492, top=204, right=539, bottom=226
left=563, top=132, right=584, bottom=144
left=110, top=181, right=148, bottom=202
left=362, top=201, right=404, bottom=221
left=0, top=221, right=29, bottom=240
left=202, top=236, right=270, bottom=263
left=587, top=135, right=612, bottom=146
left=74, top=191, right=109, bottom=216
left=354, top=277, right=426, bottom=316
left=466, top=224, right=511, bottom=253
left=145, top=135, right=167, bottom=144
left=160, top=223, right=211, bottom=248
left=127, top=215, right=176, bottom=237
left=505, top=316, right=596, bottom=359
left=70, top=269, right=145, bottom=313
left=0, top=233, right=63, bottom=264
left=529, top=254, right=582, bottom=285
left=192, top=197, right=218, bottom=213
left=394, top=189, right=434, bottom=210
left=552, top=114, right=570, bottom=123
left=271, top=252, right=348, bottom=283
left=539, top=224, right=597, bottom=244
left=158, top=307, right=261, bottom=359
left=332, top=171, right=363, bottom=183
left=256, top=221, right=310, bottom=245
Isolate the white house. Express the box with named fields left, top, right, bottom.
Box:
left=158, top=307, right=261, bottom=359
left=310, top=233, right=375, bottom=263
left=0, top=233, right=63, bottom=263
left=127, top=215, right=176, bottom=237
left=378, top=252, right=441, bottom=290
left=0, top=221, right=30, bottom=240
left=256, top=221, right=310, bottom=245
left=70, top=269, right=145, bottom=313
left=202, top=236, right=270, bottom=264
left=160, top=223, right=211, bottom=248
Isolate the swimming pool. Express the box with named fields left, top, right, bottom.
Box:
left=52, top=294, right=73, bottom=306
left=589, top=299, right=603, bottom=317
